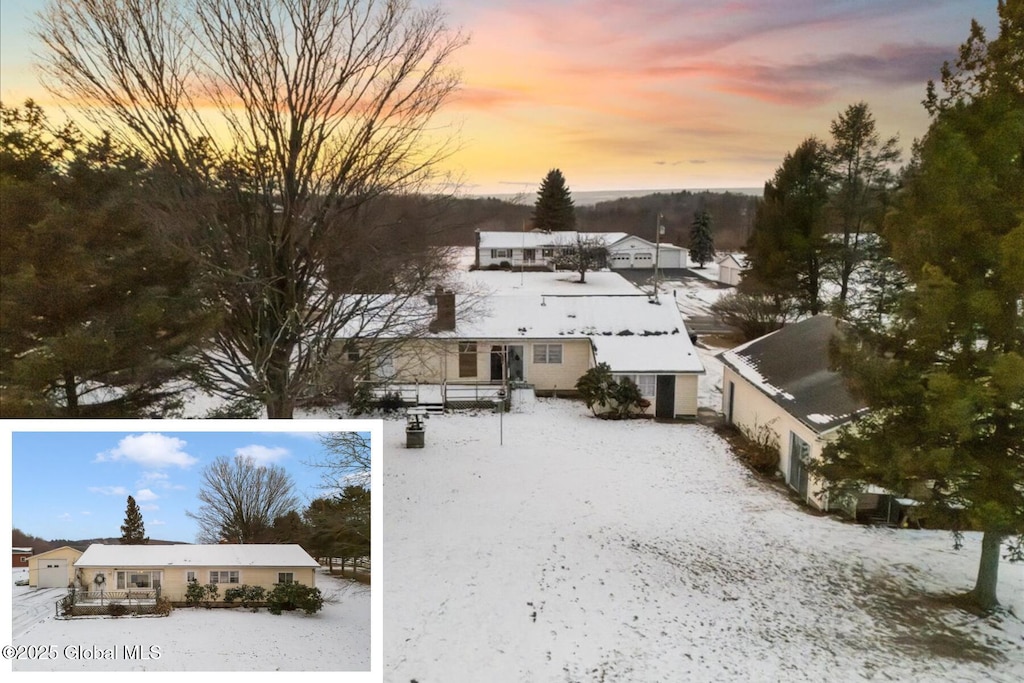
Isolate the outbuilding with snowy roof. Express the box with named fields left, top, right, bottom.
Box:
left=72, top=543, right=319, bottom=602
left=719, top=315, right=866, bottom=511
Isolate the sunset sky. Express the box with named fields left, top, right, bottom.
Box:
left=0, top=0, right=998, bottom=195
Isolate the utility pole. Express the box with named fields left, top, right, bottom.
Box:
left=653, top=213, right=663, bottom=303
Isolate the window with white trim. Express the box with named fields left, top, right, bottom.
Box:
left=186, top=571, right=196, bottom=583
left=491, top=248, right=511, bottom=258
left=116, top=570, right=162, bottom=590
left=459, top=342, right=477, bottom=377
left=614, top=374, right=656, bottom=396
left=209, top=570, right=239, bottom=584
left=533, top=343, right=562, bottom=364
left=278, top=572, right=294, bottom=584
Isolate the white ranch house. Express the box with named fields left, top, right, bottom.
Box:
left=474, top=230, right=687, bottom=270
left=344, top=289, right=705, bottom=419
left=72, top=543, right=320, bottom=603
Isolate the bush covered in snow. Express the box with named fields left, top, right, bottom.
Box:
left=267, top=582, right=324, bottom=615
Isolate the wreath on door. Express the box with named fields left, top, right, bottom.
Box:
left=93, top=573, right=106, bottom=587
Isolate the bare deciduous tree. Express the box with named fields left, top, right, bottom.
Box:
left=36, top=0, right=468, bottom=417
left=311, top=432, right=371, bottom=490
left=187, top=455, right=301, bottom=543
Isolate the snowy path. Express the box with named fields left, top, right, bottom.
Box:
left=384, top=399, right=1024, bottom=682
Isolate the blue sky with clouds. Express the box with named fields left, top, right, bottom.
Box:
left=12, top=430, right=366, bottom=543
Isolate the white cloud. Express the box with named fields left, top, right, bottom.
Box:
left=137, top=470, right=186, bottom=490
left=57, top=513, right=72, bottom=522
left=88, top=485, right=129, bottom=496
left=140, top=504, right=160, bottom=511
left=235, top=445, right=290, bottom=464
left=135, top=488, right=159, bottom=502
left=95, top=433, right=197, bottom=468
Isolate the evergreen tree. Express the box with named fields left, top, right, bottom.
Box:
left=532, top=168, right=576, bottom=231
left=817, top=1, right=1024, bottom=611
left=0, top=101, right=212, bottom=417
left=741, top=138, right=831, bottom=315
left=119, top=495, right=149, bottom=545
left=825, top=102, right=901, bottom=315
left=688, top=210, right=716, bottom=268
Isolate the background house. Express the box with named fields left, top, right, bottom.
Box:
left=720, top=316, right=865, bottom=510
left=716, top=253, right=746, bottom=286
left=13, top=546, right=32, bottom=567
left=28, top=546, right=83, bottom=588
left=73, top=543, right=320, bottom=601
left=474, top=230, right=627, bottom=270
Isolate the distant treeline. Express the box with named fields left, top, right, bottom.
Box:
left=422, top=190, right=759, bottom=250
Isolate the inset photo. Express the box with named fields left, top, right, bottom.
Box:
left=4, top=420, right=381, bottom=675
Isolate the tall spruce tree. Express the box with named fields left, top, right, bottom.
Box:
left=120, top=495, right=149, bottom=545
left=825, top=102, right=901, bottom=316
left=532, top=169, right=576, bottom=231
left=741, top=138, right=831, bottom=314
left=688, top=210, right=716, bottom=268
left=817, top=1, right=1024, bottom=611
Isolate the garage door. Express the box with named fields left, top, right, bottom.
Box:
left=38, top=560, right=68, bottom=588
left=632, top=252, right=653, bottom=267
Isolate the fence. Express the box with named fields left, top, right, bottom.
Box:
left=56, top=588, right=161, bottom=618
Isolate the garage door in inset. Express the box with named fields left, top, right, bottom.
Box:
left=38, top=559, right=68, bottom=588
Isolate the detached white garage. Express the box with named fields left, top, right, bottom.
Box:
left=607, top=235, right=687, bottom=269
left=28, top=546, right=83, bottom=588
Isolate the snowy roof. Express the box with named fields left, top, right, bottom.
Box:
left=606, top=234, right=685, bottom=252
left=720, top=316, right=865, bottom=433
left=716, top=253, right=746, bottom=268
left=478, top=231, right=629, bottom=250
left=75, top=544, right=320, bottom=568
left=13, top=547, right=32, bottom=553
left=444, top=293, right=703, bottom=374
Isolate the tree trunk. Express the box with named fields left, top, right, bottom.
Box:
left=265, top=344, right=295, bottom=418
left=62, top=372, right=79, bottom=416
left=969, top=530, right=1003, bottom=611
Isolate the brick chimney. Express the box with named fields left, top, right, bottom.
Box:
left=429, top=287, right=456, bottom=332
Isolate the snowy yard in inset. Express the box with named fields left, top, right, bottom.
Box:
left=10, top=568, right=369, bottom=671
left=384, top=397, right=1024, bottom=682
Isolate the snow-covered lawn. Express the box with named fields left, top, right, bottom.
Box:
left=10, top=569, right=369, bottom=671
left=384, top=397, right=1024, bottom=682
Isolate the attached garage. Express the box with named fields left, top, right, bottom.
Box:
left=28, top=546, right=83, bottom=588
left=607, top=235, right=687, bottom=269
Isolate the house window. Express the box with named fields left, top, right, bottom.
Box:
left=459, top=342, right=477, bottom=377
left=210, top=570, right=239, bottom=584
left=116, top=570, right=162, bottom=590
left=278, top=572, right=294, bottom=584
left=186, top=571, right=196, bottom=583
left=21, top=556, right=28, bottom=563
left=347, top=348, right=360, bottom=362
left=374, top=353, right=395, bottom=380
left=490, top=249, right=511, bottom=259
left=788, top=432, right=810, bottom=499
left=541, top=248, right=554, bottom=258
left=615, top=374, right=655, bottom=396
left=523, top=248, right=536, bottom=262
left=533, top=343, right=562, bottom=364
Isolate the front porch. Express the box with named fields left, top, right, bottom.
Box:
left=363, top=380, right=520, bottom=413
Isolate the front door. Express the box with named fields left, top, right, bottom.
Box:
left=655, top=375, right=674, bottom=418
left=490, top=345, right=504, bottom=381
left=507, top=345, right=525, bottom=382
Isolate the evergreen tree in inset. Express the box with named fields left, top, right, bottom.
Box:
left=688, top=210, right=716, bottom=268
left=120, top=495, right=149, bottom=545
left=532, top=169, right=576, bottom=231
